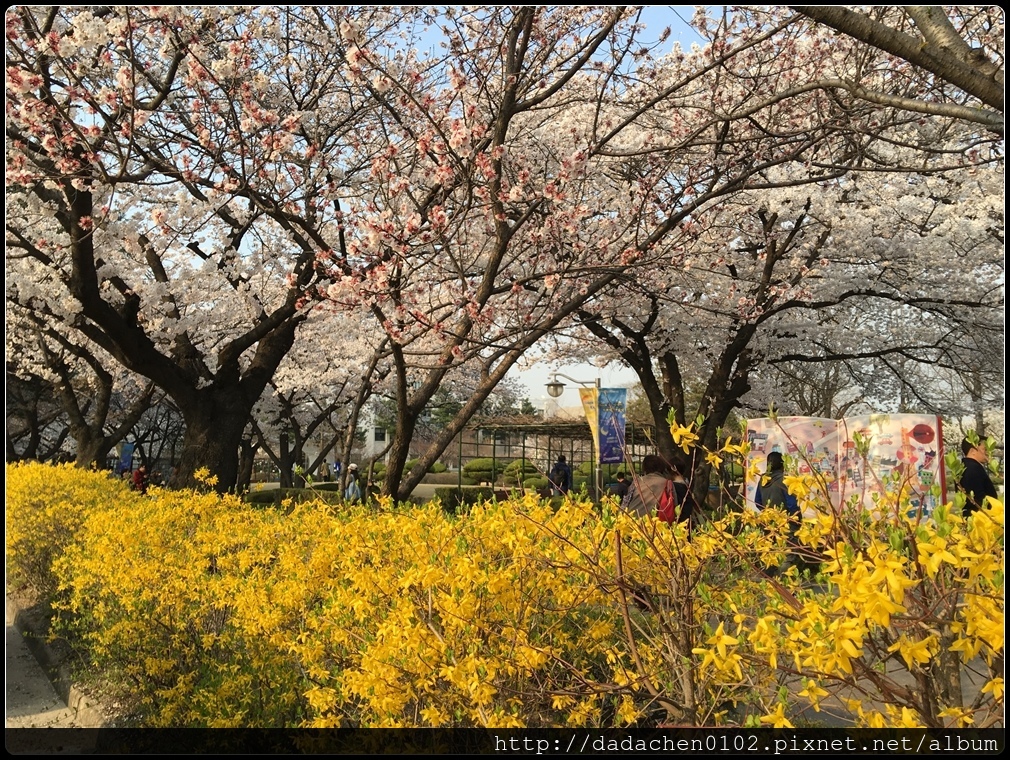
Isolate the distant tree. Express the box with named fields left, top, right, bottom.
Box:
left=6, top=303, right=155, bottom=467
left=6, top=370, right=69, bottom=463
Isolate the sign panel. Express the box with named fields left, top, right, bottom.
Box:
left=598, top=388, right=628, bottom=464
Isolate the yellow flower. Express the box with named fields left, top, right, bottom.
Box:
left=760, top=702, right=794, bottom=728
left=938, top=706, right=974, bottom=727
left=888, top=705, right=924, bottom=728
left=670, top=422, right=699, bottom=454
left=887, top=634, right=936, bottom=670
left=782, top=473, right=814, bottom=500
left=798, top=679, right=829, bottom=711
left=721, top=436, right=749, bottom=458
left=981, top=677, right=1004, bottom=701
left=917, top=536, right=959, bottom=577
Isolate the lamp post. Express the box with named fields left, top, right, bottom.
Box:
left=546, top=373, right=602, bottom=501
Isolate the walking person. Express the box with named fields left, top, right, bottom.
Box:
left=549, top=455, right=572, bottom=496
left=344, top=463, right=362, bottom=503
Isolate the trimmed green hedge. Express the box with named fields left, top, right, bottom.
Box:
left=422, top=472, right=470, bottom=485
left=310, top=482, right=343, bottom=492
left=244, top=488, right=343, bottom=508
left=462, top=458, right=502, bottom=483
left=432, top=486, right=496, bottom=514
left=405, top=458, right=448, bottom=474
left=502, top=458, right=539, bottom=486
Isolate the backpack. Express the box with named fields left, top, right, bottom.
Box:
left=550, top=463, right=569, bottom=488
left=656, top=479, right=678, bottom=523
left=344, top=478, right=361, bottom=502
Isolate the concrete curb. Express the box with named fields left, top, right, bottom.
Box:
left=6, top=596, right=109, bottom=729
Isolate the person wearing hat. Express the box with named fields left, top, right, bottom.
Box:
left=344, top=463, right=362, bottom=503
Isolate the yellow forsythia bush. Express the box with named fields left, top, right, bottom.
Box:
left=5, top=462, right=122, bottom=599
left=5, top=458, right=1004, bottom=729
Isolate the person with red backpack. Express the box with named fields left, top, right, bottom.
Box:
left=622, top=454, right=693, bottom=525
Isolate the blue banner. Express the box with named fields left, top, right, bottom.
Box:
left=598, top=388, right=627, bottom=464
left=118, top=442, right=135, bottom=473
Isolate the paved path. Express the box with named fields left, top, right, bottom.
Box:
left=5, top=597, right=105, bottom=751
left=6, top=602, right=78, bottom=729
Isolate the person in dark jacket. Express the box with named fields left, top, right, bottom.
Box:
left=549, top=455, right=572, bottom=496
left=608, top=471, right=630, bottom=501
left=754, top=452, right=798, bottom=518
left=755, top=451, right=803, bottom=571
left=959, top=437, right=998, bottom=515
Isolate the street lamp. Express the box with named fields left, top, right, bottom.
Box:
left=546, top=372, right=601, bottom=396
left=545, top=373, right=602, bottom=500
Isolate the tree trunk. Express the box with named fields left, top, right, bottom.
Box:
left=384, top=411, right=419, bottom=500
left=278, top=432, right=294, bottom=489
left=170, top=391, right=254, bottom=492
left=236, top=437, right=257, bottom=493
left=72, top=431, right=113, bottom=471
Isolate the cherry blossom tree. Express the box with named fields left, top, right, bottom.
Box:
left=788, top=5, right=1003, bottom=133
left=312, top=6, right=937, bottom=500
left=575, top=158, right=1003, bottom=505
left=6, top=6, right=409, bottom=489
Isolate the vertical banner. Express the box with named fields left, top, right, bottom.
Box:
left=579, top=387, right=600, bottom=460
left=118, top=442, right=135, bottom=474
left=598, top=388, right=628, bottom=464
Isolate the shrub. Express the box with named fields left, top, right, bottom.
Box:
left=7, top=455, right=1003, bottom=730
left=432, top=486, right=496, bottom=514
left=243, top=488, right=342, bottom=508
left=244, top=489, right=279, bottom=505
left=6, top=463, right=123, bottom=598
left=461, top=457, right=502, bottom=484
left=502, top=458, right=539, bottom=486
left=404, top=458, right=448, bottom=475
left=422, top=472, right=463, bottom=485
left=309, top=482, right=343, bottom=492
left=523, top=476, right=549, bottom=491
